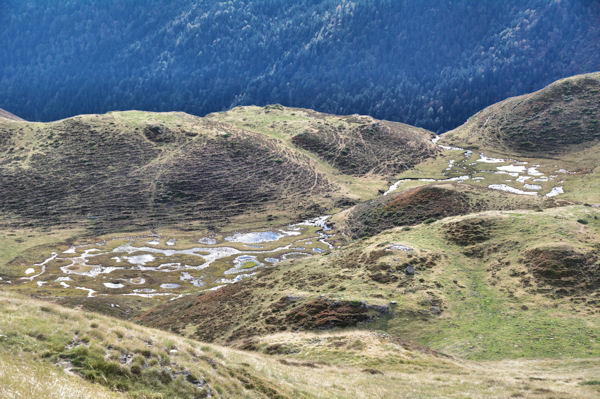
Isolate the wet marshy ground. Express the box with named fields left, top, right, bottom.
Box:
left=386, top=137, right=568, bottom=198
left=5, top=217, right=334, bottom=305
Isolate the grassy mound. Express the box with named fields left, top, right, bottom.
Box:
left=442, top=72, right=600, bottom=156
left=290, top=119, right=438, bottom=175
left=0, top=108, right=23, bottom=121
left=523, top=245, right=600, bottom=296
left=343, top=183, right=550, bottom=238
left=443, top=218, right=496, bottom=246
left=211, top=106, right=439, bottom=176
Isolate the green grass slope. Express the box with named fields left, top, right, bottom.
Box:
left=139, top=205, right=600, bottom=362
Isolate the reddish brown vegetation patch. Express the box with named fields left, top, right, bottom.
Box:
left=346, top=185, right=472, bottom=237
left=284, top=298, right=389, bottom=330
left=444, top=218, right=496, bottom=246
left=346, top=184, right=548, bottom=238
left=138, top=283, right=256, bottom=342
left=138, top=272, right=390, bottom=343
left=523, top=245, right=600, bottom=295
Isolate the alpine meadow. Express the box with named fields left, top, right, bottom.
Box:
left=0, top=1, right=599, bottom=398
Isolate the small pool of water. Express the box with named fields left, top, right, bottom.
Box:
left=104, top=282, right=125, bottom=289
left=160, top=283, right=180, bottom=289
left=123, top=254, right=155, bottom=266
left=224, top=231, right=284, bottom=244
left=488, top=184, right=538, bottom=196
left=524, top=184, right=542, bottom=190
left=546, top=186, right=564, bottom=197
left=497, top=165, right=526, bottom=174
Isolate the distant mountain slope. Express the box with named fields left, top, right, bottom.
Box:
left=0, top=0, right=599, bottom=132
left=0, top=108, right=23, bottom=121
left=442, top=72, right=600, bottom=156
left=0, top=107, right=437, bottom=231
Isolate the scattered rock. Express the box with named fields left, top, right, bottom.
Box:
left=387, top=244, right=413, bottom=252
left=362, top=368, right=383, bottom=375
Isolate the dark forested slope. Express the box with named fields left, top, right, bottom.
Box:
left=1, top=0, right=599, bottom=132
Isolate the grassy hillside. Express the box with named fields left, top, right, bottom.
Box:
left=0, top=106, right=438, bottom=319
left=340, top=183, right=554, bottom=238
left=139, top=205, right=600, bottom=361
left=440, top=72, right=600, bottom=205
left=0, top=108, right=23, bottom=121
left=442, top=72, right=600, bottom=156
left=1, top=290, right=600, bottom=399
left=209, top=105, right=438, bottom=177
left=2, top=73, right=600, bottom=397
left=0, top=107, right=437, bottom=233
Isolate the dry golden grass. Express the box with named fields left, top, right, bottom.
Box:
left=0, top=352, right=125, bottom=399
left=0, top=289, right=599, bottom=398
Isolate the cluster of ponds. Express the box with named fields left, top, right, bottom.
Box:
left=13, top=217, right=333, bottom=300
left=386, top=137, right=568, bottom=198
